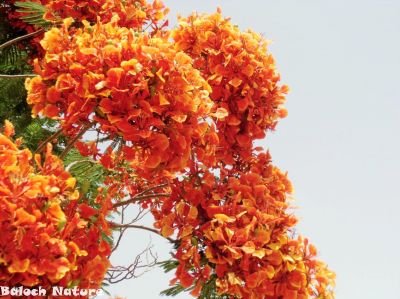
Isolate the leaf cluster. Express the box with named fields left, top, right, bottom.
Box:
left=159, top=261, right=231, bottom=299
left=15, top=1, right=51, bottom=27
left=0, top=16, right=32, bottom=135
left=63, top=149, right=107, bottom=201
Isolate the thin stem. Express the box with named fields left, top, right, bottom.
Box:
left=110, top=222, right=176, bottom=244
left=34, top=129, right=63, bottom=154
left=0, top=74, right=37, bottom=79
left=135, top=183, right=169, bottom=197
left=110, top=206, right=128, bottom=256
left=113, top=193, right=170, bottom=208
left=60, top=123, right=91, bottom=159
left=0, top=29, right=45, bottom=51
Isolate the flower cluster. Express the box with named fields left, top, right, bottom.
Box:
left=26, top=17, right=218, bottom=177
left=3, top=0, right=168, bottom=60
left=18, top=1, right=336, bottom=298
left=172, top=11, right=289, bottom=164
left=41, top=0, right=168, bottom=30
left=152, top=152, right=335, bottom=298
left=5, top=0, right=167, bottom=29
left=0, top=121, right=111, bottom=293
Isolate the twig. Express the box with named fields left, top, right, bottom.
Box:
left=135, top=183, right=169, bottom=197
left=110, top=206, right=151, bottom=256
left=60, top=123, right=91, bottom=159
left=106, top=242, right=158, bottom=284
left=0, top=29, right=45, bottom=51
left=110, top=222, right=176, bottom=244
left=34, top=129, right=63, bottom=154
left=110, top=205, right=128, bottom=256
left=0, top=74, right=37, bottom=79
left=113, top=193, right=171, bottom=208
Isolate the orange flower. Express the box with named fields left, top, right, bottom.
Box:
left=26, top=16, right=215, bottom=178
left=151, top=152, right=334, bottom=298
left=4, top=0, right=168, bottom=61
left=172, top=11, right=290, bottom=165
left=0, top=121, right=111, bottom=293
left=17, top=2, right=335, bottom=297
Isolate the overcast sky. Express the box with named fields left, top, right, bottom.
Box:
left=105, top=1, right=400, bottom=298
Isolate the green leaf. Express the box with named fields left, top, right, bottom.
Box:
left=14, top=1, right=51, bottom=27
left=159, top=259, right=179, bottom=273
left=15, top=1, right=47, bottom=10
left=66, top=279, right=81, bottom=289
left=101, top=231, right=113, bottom=246
left=198, top=275, right=232, bottom=299
left=0, top=44, right=26, bottom=64
left=19, top=118, right=63, bottom=153
left=57, top=217, right=67, bottom=232
left=160, top=284, right=186, bottom=297
left=63, top=149, right=106, bottom=201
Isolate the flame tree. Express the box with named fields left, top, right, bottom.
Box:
left=0, top=1, right=335, bottom=298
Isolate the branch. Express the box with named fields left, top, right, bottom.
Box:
left=110, top=222, right=176, bottom=244
left=113, top=193, right=170, bottom=208
left=34, top=129, right=63, bottom=154
left=59, top=123, right=91, bottom=159
left=0, top=74, right=37, bottom=79
left=0, top=29, right=45, bottom=51
left=105, top=243, right=158, bottom=284
left=135, top=183, right=169, bottom=197
left=110, top=206, right=150, bottom=256
left=110, top=206, right=128, bottom=256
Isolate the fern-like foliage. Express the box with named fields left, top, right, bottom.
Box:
left=0, top=44, right=25, bottom=64
left=20, top=117, right=65, bottom=152
left=15, top=1, right=51, bottom=27
left=0, top=4, right=30, bottom=63
left=0, top=9, right=34, bottom=135
left=63, top=149, right=107, bottom=202
left=159, top=260, right=233, bottom=299
left=160, top=284, right=188, bottom=297
left=198, top=276, right=232, bottom=299
left=160, top=277, right=232, bottom=299
left=160, top=260, right=180, bottom=274
left=0, top=76, right=32, bottom=136
left=159, top=260, right=187, bottom=296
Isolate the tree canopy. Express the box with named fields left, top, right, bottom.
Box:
left=0, top=1, right=335, bottom=298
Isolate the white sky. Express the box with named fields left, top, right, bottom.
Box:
left=105, top=1, right=400, bottom=298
